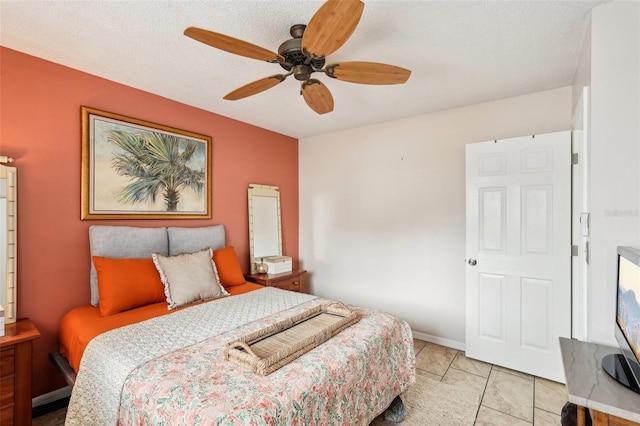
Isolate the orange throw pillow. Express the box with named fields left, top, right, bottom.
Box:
left=93, top=256, right=166, bottom=316
left=212, top=246, right=246, bottom=287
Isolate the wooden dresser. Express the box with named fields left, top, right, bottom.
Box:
left=244, top=269, right=307, bottom=293
left=560, top=338, right=640, bottom=426
left=1, top=318, right=40, bottom=426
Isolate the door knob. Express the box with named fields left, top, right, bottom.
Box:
left=468, top=258, right=477, bottom=266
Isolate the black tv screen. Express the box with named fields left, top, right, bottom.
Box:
left=603, top=246, right=640, bottom=393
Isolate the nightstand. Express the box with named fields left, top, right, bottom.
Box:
left=1, top=318, right=40, bottom=426
left=244, top=269, right=307, bottom=293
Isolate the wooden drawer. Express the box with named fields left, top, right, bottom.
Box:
left=589, top=408, right=640, bottom=426
left=0, top=405, right=13, bottom=425
left=606, top=413, right=639, bottom=426
left=0, top=348, right=15, bottom=377
left=270, top=276, right=302, bottom=292
left=0, top=376, right=15, bottom=408
left=244, top=270, right=307, bottom=294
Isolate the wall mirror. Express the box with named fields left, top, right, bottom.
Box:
left=248, top=183, right=282, bottom=273
left=0, top=162, right=17, bottom=324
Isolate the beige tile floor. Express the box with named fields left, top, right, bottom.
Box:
left=414, top=339, right=567, bottom=425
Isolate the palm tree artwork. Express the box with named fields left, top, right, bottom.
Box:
left=107, top=130, right=205, bottom=212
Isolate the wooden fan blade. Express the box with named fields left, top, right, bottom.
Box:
left=302, top=0, right=364, bottom=58
left=325, top=62, right=411, bottom=85
left=224, top=75, right=286, bottom=100
left=301, top=79, right=334, bottom=114
left=184, top=27, right=283, bottom=62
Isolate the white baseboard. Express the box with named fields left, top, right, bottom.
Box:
left=411, top=330, right=466, bottom=352
left=33, top=386, right=71, bottom=408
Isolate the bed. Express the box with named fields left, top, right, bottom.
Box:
left=54, top=225, right=416, bottom=425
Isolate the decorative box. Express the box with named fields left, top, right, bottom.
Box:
left=263, top=256, right=292, bottom=274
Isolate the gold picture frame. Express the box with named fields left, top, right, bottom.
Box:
left=81, top=106, right=212, bottom=219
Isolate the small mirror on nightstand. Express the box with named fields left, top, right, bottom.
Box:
left=248, top=183, right=282, bottom=274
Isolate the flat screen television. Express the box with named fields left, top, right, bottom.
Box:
left=602, top=246, right=640, bottom=393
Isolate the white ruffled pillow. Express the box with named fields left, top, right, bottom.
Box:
left=152, top=248, right=228, bottom=309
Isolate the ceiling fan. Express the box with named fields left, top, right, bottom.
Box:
left=184, top=0, right=411, bottom=115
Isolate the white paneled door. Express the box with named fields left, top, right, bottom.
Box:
left=465, top=131, right=571, bottom=383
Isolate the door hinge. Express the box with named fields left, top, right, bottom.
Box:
left=572, top=153, right=579, bottom=165
left=585, top=241, right=590, bottom=264
left=572, top=245, right=579, bottom=256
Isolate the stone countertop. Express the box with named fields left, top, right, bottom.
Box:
left=559, top=337, right=640, bottom=422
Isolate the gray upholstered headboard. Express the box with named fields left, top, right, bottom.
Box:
left=88, top=225, right=225, bottom=306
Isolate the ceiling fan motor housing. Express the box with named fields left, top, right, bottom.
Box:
left=278, top=24, right=325, bottom=77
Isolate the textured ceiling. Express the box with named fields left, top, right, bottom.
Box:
left=0, top=0, right=605, bottom=138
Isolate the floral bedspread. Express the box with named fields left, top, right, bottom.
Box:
left=66, top=288, right=416, bottom=425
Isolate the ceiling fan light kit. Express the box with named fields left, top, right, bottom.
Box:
left=184, top=0, right=411, bottom=115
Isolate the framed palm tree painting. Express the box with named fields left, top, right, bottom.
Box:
left=81, top=106, right=212, bottom=219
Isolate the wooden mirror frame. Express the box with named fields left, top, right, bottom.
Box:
left=0, top=162, right=17, bottom=324
left=248, top=183, right=282, bottom=273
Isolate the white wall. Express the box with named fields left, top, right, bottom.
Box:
left=587, top=1, right=640, bottom=346
left=572, top=18, right=591, bottom=113
left=570, top=17, right=592, bottom=342
left=299, top=87, right=571, bottom=347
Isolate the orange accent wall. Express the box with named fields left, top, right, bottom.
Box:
left=0, top=47, right=299, bottom=398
